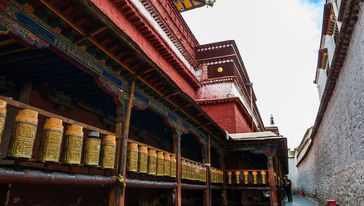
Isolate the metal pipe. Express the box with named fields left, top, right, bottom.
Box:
left=0, top=168, right=117, bottom=186
left=125, top=179, right=177, bottom=189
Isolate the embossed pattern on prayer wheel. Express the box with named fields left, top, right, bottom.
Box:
left=101, top=135, right=116, bottom=169
left=252, top=171, right=258, bottom=184
left=138, top=145, right=148, bottom=173
left=84, top=132, right=101, bottom=166
left=261, top=171, right=267, bottom=184
left=64, top=125, right=83, bottom=164
left=170, top=155, right=176, bottom=178
left=227, top=171, right=232, bottom=184
left=0, top=100, right=7, bottom=144
left=147, top=149, right=156, bottom=175
left=235, top=171, right=241, bottom=184
left=164, top=153, right=171, bottom=176
left=186, top=162, right=192, bottom=180
left=127, top=142, right=138, bottom=172
left=243, top=171, right=249, bottom=184
left=156, top=151, right=164, bottom=176
left=39, top=118, right=63, bottom=162
left=8, top=109, right=38, bottom=158
left=181, top=160, right=187, bottom=179
left=203, top=167, right=207, bottom=182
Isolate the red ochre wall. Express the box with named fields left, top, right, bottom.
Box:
left=201, top=103, right=252, bottom=133
left=89, top=0, right=196, bottom=98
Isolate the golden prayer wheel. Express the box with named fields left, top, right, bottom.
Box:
left=211, top=168, right=215, bottom=183
left=261, top=170, right=267, bottom=184
left=252, top=170, right=258, bottom=184
left=186, top=162, right=192, bottom=180
left=220, top=171, right=224, bottom=183
left=63, top=125, right=83, bottom=164
left=181, top=160, right=187, bottom=179
left=0, top=99, right=7, bottom=144
left=164, top=153, right=171, bottom=176
left=101, top=135, right=116, bottom=169
left=235, top=171, right=241, bottom=184
left=243, top=171, right=249, bottom=184
left=8, top=109, right=38, bottom=158
left=84, top=131, right=101, bottom=166
left=191, top=163, right=195, bottom=180
left=227, top=171, right=232, bottom=184
left=156, top=151, right=164, bottom=176
left=194, top=164, right=199, bottom=181
left=127, top=142, right=138, bottom=172
left=170, top=155, right=176, bottom=178
left=138, top=145, right=148, bottom=173
left=199, top=165, right=204, bottom=182
left=147, top=149, right=157, bottom=175
left=39, top=118, right=63, bottom=162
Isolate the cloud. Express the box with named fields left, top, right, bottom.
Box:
left=182, top=0, right=324, bottom=148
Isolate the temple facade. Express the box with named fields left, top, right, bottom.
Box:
left=0, top=0, right=288, bottom=205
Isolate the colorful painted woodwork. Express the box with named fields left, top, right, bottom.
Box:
left=170, top=155, right=176, bottom=178
left=101, top=135, right=116, bottom=169
left=147, top=149, right=157, bottom=175
left=138, top=145, right=148, bottom=173
left=164, top=153, right=171, bottom=176
left=84, top=131, right=101, bottom=166
left=127, top=142, right=138, bottom=172
left=235, top=171, right=240, bottom=184
left=63, top=125, right=84, bottom=164
left=261, top=170, right=267, bottom=184
left=39, top=118, right=63, bottom=162
left=0, top=100, right=7, bottom=144
left=156, top=151, right=164, bottom=176
left=8, top=109, right=38, bottom=158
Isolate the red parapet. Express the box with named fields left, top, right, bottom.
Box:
left=327, top=200, right=336, bottom=206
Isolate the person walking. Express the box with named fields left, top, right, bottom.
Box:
left=284, top=176, right=293, bottom=202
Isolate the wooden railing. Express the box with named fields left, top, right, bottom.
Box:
left=0, top=96, right=118, bottom=176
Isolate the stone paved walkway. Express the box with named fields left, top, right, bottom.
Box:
left=283, top=195, right=317, bottom=206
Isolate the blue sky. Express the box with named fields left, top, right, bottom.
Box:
left=183, top=0, right=325, bottom=148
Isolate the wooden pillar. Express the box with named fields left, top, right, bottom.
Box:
left=204, top=135, right=211, bottom=206
left=267, top=154, right=278, bottom=206
left=173, top=130, right=182, bottom=206
left=220, top=155, right=228, bottom=206
left=109, top=79, right=135, bottom=206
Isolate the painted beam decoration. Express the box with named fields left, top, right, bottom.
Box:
left=174, top=0, right=215, bottom=12
left=318, top=48, right=328, bottom=69
left=0, top=0, right=207, bottom=143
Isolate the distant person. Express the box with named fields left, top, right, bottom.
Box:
left=284, top=176, right=293, bottom=202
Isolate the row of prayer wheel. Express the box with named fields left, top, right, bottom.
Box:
left=127, top=142, right=176, bottom=177
left=227, top=170, right=267, bottom=185
left=210, top=168, right=224, bottom=184
left=0, top=102, right=116, bottom=169
left=181, top=160, right=206, bottom=182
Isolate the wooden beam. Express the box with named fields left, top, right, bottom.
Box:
left=18, top=82, right=32, bottom=104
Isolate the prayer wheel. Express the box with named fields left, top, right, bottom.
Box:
left=156, top=151, right=164, bottom=176
left=211, top=169, right=215, bottom=183
left=261, top=170, right=267, bottom=184
left=203, top=167, right=207, bottom=182
left=101, top=135, right=116, bottom=169
left=220, top=171, right=224, bottom=183
left=39, top=118, right=63, bottom=162
left=170, top=155, right=176, bottom=178
left=138, top=145, right=148, bottom=173
left=243, top=171, right=249, bottom=184
left=227, top=171, right=232, bottom=184
left=199, top=165, right=204, bottom=182
left=84, top=131, right=101, bottom=166
left=195, top=164, right=200, bottom=181
left=8, top=109, right=38, bottom=158
left=186, top=162, right=192, bottom=180
left=191, top=163, right=196, bottom=180
left=147, top=149, right=157, bottom=175
left=252, top=170, right=258, bottom=184
left=63, top=125, right=83, bottom=164
left=164, top=153, right=171, bottom=176
left=127, top=142, right=138, bottom=172
left=235, top=171, right=241, bottom=184
left=181, top=160, right=187, bottom=179
left=0, top=100, right=7, bottom=144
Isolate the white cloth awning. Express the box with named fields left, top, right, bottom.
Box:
left=229, top=131, right=278, bottom=140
